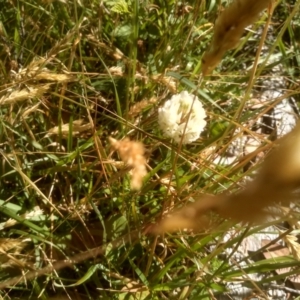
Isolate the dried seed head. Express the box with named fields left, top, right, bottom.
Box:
left=46, top=120, right=92, bottom=138
left=202, top=0, right=272, bottom=75
left=109, top=137, right=147, bottom=190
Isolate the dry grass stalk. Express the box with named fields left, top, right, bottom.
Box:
left=155, top=122, right=300, bottom=233
left=86, top=34, right=125, bottom=60
left=284, top=234, right=300, bottom=261
left=47, top=29, right=77, bottom=59
left=151, top=74, right=177, bottom=93
left=109, top=137, right=147, bottom=190
left=0, top=229, right=142, bottom=289
left=202, top=0, right=272, bottom=75
left=128, top=97, right=157, bottom=118
left=46, top=119, right=92, bottom=137
left=21, top=102, right=42, bottom=119
left=0, top=84, right=51, bottom=105
left=11, top=57, right=73, bottom=82
left=109, top=66, right=124, bottom=76
left=0, top=238, right=29, bottom=268
left=32, top=72, right=72, bottom=82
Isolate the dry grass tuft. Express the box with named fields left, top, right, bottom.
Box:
left=109, top=137, right=147, bottom=190
left=86, top=34, right=126, bottom=60
left=285, top=234, right=300, bottom=261
left=0, top=238, right=30, bottom=268
left=0, top=84, right=52, bottom=105
left=46, top=119, right=93, bottom=137
left=155, top=122, right=300, bottom=233
left=128, top=97, right=157, bottom=118
left=12, top=57, right=73, bottom=82
left=30, top=71, right=72, bottom=82
left=202, top=0, right=272, bottom=75
left=109, top=66, right=124, bottom=76
left=151, top=74, right=177, bottom=93
left=0, top=57, right=74, bottom=105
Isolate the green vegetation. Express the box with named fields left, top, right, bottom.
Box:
left=0, top=0, right=300, bottom=299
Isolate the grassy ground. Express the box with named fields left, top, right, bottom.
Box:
left=1, top=0, right=300, bottom=299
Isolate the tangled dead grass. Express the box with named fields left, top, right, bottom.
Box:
left=155, top=121, right=300, bottom=233
left=0, top=238, right=30, bottom=269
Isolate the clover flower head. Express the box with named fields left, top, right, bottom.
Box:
left=158, top=91, right=207, bottom=144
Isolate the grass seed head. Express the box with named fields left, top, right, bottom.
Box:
left=109, top=137, right=147, bottom=190
left=202, top=0, right=272, bottom=75
left=46, top=119, right=92, bottom=137
left=0, top=84, right=51, bottom=105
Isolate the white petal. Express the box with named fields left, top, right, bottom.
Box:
left=158, top=91, right=207, bottom=144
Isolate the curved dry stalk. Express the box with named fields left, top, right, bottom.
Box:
left=202, top=0, right=273, bottom=75
left=0, top=230, right=142, bottom=289
left=155, top=122, right=300, bottom=233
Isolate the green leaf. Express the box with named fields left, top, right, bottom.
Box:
left=0, top=199, right=22, bottom=214
left=58, top=264, right=100, bottom=287
left=128, top=256, right=149, bottom=287
left=114, top=24, right=132, bottom=39
left=105, top=0, right=130, bottom=14
left=106, top=215, right=128, bottom=240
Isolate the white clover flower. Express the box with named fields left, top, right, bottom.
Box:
left=158, top=91, right=207, bottom=144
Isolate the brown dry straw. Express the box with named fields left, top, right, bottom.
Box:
left=155, top=121, right=300, bottom=233
left=201, top=0, right=272, bottom=75
left=0, top=230, right=142, bottom=289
